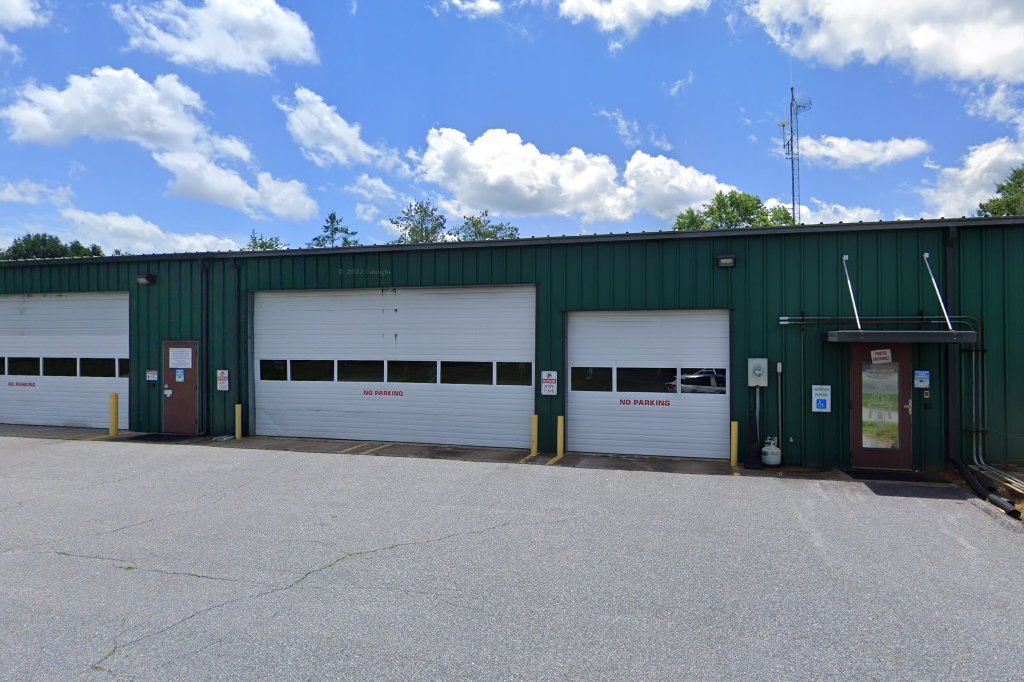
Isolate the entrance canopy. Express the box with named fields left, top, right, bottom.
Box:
left=826, top=330, right=977, bottom=344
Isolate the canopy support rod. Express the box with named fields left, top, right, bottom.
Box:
left=841, top=255, right=862, bottom=331
left=922, top=252, right=953, bottom=331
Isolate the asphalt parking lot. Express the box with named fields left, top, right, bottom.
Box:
left=1, top=436, right=1021, bottom=680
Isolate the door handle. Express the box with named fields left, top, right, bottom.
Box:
left=903, top=399, right=912, bottom=417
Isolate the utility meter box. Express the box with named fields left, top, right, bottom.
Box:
left=747, top=358, right=769, bottom=387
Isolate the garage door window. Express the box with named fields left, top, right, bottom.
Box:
left=80, top=358, right=116, bottom=377
left=118, top=359, right=130, bottom=378
left=388, top=361, right=437, bottom=383
left=338, top=360, right=385, bottom=382
left=43, top=358, right=77, bottom=376
left=441, top=361, right=492, bottom=385
left=617, top=367, right=676, bottom=393
left=0, top=358, right=5, bottom=375
left=260, top=360, right=288, bottom=381
left=9, top=357, right=40, bottom=376
left=290, top=360, right=334, bottom=382
left=571, top=367, right=612, bottom=391
left=497, top=362, right=532, bottom=386
left=680, top=368, right=727, bottom=394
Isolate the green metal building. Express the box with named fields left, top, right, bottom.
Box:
left=1, top=216, right=1021, bottom=472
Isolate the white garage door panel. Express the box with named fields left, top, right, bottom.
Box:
left=0, top=293, right=129, bottom=429
left=0, top=378, right=128, bottom=429
left=254, top=286, right=535, bottom=447
left=255, top=288, right=534, bottom=360
left=254, top=383, right=532, bottom=447
left=567, top=310, right=730, bottom=459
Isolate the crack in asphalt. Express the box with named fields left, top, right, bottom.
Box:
left=51, top=551, right=279, bottom=588
left=86, top=515, right=575, bottom=674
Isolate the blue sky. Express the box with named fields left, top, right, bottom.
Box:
left=1, top=0, right=1022, bottom=253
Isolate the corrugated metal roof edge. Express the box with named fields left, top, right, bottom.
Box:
left=3, top=215, right=1023, bottom=267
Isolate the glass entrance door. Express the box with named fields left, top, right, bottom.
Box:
left=850, top=344, right=913, bottom=470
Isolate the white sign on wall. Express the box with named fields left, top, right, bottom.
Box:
left=168, top=347, right=192, bottom=369
left=870, top=349, right=892, bottom=364
left=541, top=370, right=557, bottom=396
left=216, top=369, right=229, bottom=392
left=812, top=385, right=832, bottom=413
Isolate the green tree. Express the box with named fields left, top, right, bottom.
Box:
left=0, top=233, right=103, bottom=260
left=390, top=201, right=451, bottom=244
left=673, top=191, right=793, bottom=231
left=243, top=230, right=288, bottom=251
left=978, top=165, right=1024, bottom=217
left=308, top=211, right=359, bottom=247
left=456, top=210, right=519, bottom=241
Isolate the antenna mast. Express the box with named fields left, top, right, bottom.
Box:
left=779, top=87, right=811, bottom=224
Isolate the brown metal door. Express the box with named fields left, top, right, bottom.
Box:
left=162, top=341, right=199, bottom=435
left=850, top=344, right=913, bottom=470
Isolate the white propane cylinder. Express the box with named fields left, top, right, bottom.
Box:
left=761, top=437, right=782, bottom=466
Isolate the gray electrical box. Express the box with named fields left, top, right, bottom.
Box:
left=747, top=358, right=769, bottom=387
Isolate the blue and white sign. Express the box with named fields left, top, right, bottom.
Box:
left=914, top=370, right=930, bottom=389
left=812, top=385, right=831, bottom=413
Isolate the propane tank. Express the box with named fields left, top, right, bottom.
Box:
left=761, top=436, right=782, bottom=466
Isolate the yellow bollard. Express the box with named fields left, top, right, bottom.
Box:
left=546, top=415, right=566, bottom=466
left=109, top=393, right=119, bottom=438
left=730, top=420, right=739, bottom=468
left=530, top=414, right=539, bottom=456
left=235, top=403, right=243, bottom=440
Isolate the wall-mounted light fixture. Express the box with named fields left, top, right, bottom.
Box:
left=715, top=253, right=736, bottom=268
left=136, top=273, right=157, bottom=285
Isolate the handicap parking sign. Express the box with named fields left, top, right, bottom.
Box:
left=812, top=385, right=831, bottom=413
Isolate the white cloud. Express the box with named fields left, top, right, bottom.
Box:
left=345, top=174, right=402, bottom=203
left=622, top=151, right=731, bottom=219
left=0, top=0, right=47, bottom=58
left=355, top=203, right=379, bottom=223
left=965, top=83, right=1024, bottom=128
left=153, top=152, right=316, bottom=220
left=648, top=129, right=672, bottom=152
left=418, top=127, right=727, bottom=222
left=800, top=198, right=883, bottom=224
left=746, top=0, right=1024, bottom=84
left=60, top=208, right=239, bottom=253
left=1, top=67, right=316, bottom=220
left=443, top=0, right=503, bottom=18
left=598, top=108, right=641, bottom=148
left=276, top=87, right=382, bottom=167
left=919, top=137, right=1024, bottom=218
left=666, top=70, right=694, bottom=96
left=801, top=135, right=931, bottom=170
left=551, top=0, right=710, bottom=38
left=112, top=0, right=317, bottom=74
left=0, top=178, right=71, bottom=206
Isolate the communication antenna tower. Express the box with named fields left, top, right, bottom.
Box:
left=778, top=87, right=812, bottom=223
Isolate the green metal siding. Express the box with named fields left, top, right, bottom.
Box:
left=4, top=220, right=1020, bottom=469
left=959, top=225, right=1024, bottom=465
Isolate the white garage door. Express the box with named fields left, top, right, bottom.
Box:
left=567, top=310, right=730, bottom=459
left=253, top=286, right=535, bottom=448
left=0, top=293, right=129, bottom=429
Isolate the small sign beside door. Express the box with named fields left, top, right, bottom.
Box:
left=870, top=349, right=892, bottom=364
left=216, top=369, right=229, bottom=391
left=146, top=370, right=158, bottom=382
left=914, top=370, right=930, bottom=389
left=541, top=371, right=557, bottom=396
left=811, top=385, right=831, bottom=413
